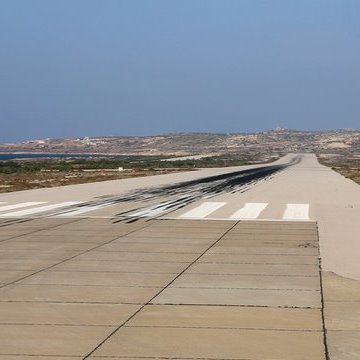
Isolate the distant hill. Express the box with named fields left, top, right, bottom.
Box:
left=0, top=129, right=359, bottom=157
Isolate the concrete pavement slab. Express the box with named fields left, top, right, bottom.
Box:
left=19, top=271, right=176, bottom=287
left=209, top=240, right=319, bottom=256
left=92, top=326, right=325, bottom=360
left=325, top=302, right=360, bottom=330
left=0, top=302, right=140, bottom=325
left=199, top=253, right=319, bottom=264
left=327, top=330, right=360, bottom=360
left=186, top=262, right=319, bottom=276
left=229, top=228, right=318, bottom=235
left=76, top=250, right=198, bottom=262
left=52, top=260, right=189, bottom=273
left=128, top=304, right=322, bottom=330
left=0, top=357, right=82, bottom=360
left=0, top=324, right=116, bottom=356
left=211, top=243, right=318, bottom=252
left=0, top=259, right=55, bottom=270
left=114, top=236, right=215, bottom=245
left=223, top=233, right=318, bottom=241
left=211, top=238, right=319, bottom=248
left=0, top=241, right=97, bottom=252
left=152, top=287, right=322, bottom=307
left=171, top=273, right=320, bottom=290
left=322, top=271, right=360, bottom=301
left=0, top=250, right=80, bottom=261
left=209, top=245, right=319, bottom=255
left=0, top=284, right=160, bottom=303
left=127, top=231, right=222, bottom=239
left=0, top=270, right=34, bottom=285
left=0, top=213, right=325, bottom=358
left=7, top=234, right=121, bottom=243
left=322, top=271, right=360, bottom=358
left=99, top=242, right=208, bottom=253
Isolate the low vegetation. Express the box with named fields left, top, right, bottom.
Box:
left=0, top=154, right=274, bottom=193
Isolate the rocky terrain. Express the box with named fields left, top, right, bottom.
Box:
left=1, top=129, right=359, bottom=157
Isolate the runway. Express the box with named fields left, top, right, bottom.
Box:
left=0, top=153, right=359, bottom=359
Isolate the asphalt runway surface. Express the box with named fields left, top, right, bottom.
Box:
left=0, top=153, right=359, bottom=359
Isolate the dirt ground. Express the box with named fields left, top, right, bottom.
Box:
left=0, top=169, right=189, bottom=193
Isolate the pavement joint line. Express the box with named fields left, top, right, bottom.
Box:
left=324, top=300, right=360, bottom=303
left=15, top=284, right=320, bottom=291
left=199, top=262, right=318, bottom=265
left=0, top=322, right=116, bottom=327
left=6, top=283, right=164, bottom=288
left=0, top=220, right=157, bottom=290
left=169, top=287, right=320, bottom=291
left=82, top=220, right=239, bottom=359
left=0, top=300, right=146, bottom=305
left=328, top=329, right=360, bottom=332
left=178, top=273, right=320, bottom=277
left=204, top=254, right=319, bottom=256
left=125, top=325, right=322, bottom=332
left=317, top=231, right=330, bottom=360
left=47, top=270, right=319, bottom=277
left=70, top=260, right=192, bottom=264
left=0, top=323, right=323, bottom=332
left=94, top=251, right=205, bottom=254
left=48, top=270, right=181, bottom=274
left=87, top=354, right=254, bottom=360
left=0, top=357, right=255, bottom=360
left=0, top=355, right=80, bottom=358
left=148, top=303, right=320, bottom=309
left=8, top=284, right=164, bottom=288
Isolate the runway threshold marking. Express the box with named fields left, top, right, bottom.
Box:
left=0, top=201, right=81, bottom=218
left=0, top=202, right=47, bottom=213
left=55, top=203, right=112, bottom=217
left=230, top=202, right=268, bottom=219
left=126, top=200, right=178, bottom=219
left=283, top=204, right=310, bottom=220
left=179, top=202, right=227, bottom=219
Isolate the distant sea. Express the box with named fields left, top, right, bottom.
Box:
left=0, top=153, right=125, bottom=161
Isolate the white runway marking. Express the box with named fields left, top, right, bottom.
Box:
left=55, top=203, right=111, bottom=217
left=0, top=202, right=46, bottom=213
left=127, top=200, right=176, bottom=218
left=230, top=203, right=268, bottom=219
left=0, top=202, right=81, bottom=218
left=283, top=203, right=310, bottom=220
left=179, top=202, right=227, bottom=219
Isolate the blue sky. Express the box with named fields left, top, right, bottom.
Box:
left=0, top=0, right=359, bottom=142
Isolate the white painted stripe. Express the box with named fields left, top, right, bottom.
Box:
left=179, top=202, right=227, bottom=219
left=0, top=202, right=46, bottom=213
left=230, top=203, right=268, bottom=219
left=128, top=200, right=175, bottom=218
left=283, top=203, right=310, bottom=220
left=55, top=203, right=110, bottom=217
left=0, top=202, right=81, bottom=218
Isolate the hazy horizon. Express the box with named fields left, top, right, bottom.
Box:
left=1, top=0, right=360, bottom=142
left=2, top=127, right=359, bottom=144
